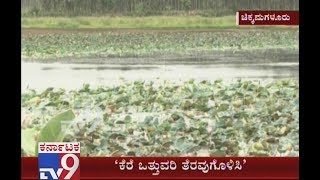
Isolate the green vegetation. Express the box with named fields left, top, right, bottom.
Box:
left=22, top=16, right=237, bottom=29
left=22, top=29, right=298, bottom=60
left=21, top=79, right=299, bottom=157
left=21, top=0, right=299, bottom=159
left=22, top=0, right=299, bottom=17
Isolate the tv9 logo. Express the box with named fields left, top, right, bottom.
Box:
left=38, top=142, right=80, bottom=180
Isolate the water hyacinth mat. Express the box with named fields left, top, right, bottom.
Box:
left=21, top=79, right=299, bottom=157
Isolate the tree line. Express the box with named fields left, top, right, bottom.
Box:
left=22, top=0, right=299, bottom=17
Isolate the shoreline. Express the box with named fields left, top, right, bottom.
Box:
left=22, top=48, right=299, bottom=64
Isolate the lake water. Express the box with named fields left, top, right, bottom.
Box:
left=21, top=60, right=298, bottom=93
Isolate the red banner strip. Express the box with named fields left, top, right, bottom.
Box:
left=22, top=157, right=298, bottom=180
left=236, top=11, right=299, bottom=25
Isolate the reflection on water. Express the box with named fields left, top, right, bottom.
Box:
left=22, top=61, right=299, bottom=92
left=70, top=66, right=158, bottom=71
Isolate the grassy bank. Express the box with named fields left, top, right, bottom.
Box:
left=22, top=29, right=299, bottom=60
left=22, top=16, right=237, bottom=29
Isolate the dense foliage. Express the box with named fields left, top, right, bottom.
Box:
left=22, top=0, right=299, bottom=17
left=22, top=30, right=298, bottom=60
left=22, top=79, right=299, bottom=157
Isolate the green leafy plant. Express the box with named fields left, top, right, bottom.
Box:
left=22, top=80, right=299, bottom=157
left=35, top=109, right=75, bottom=154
